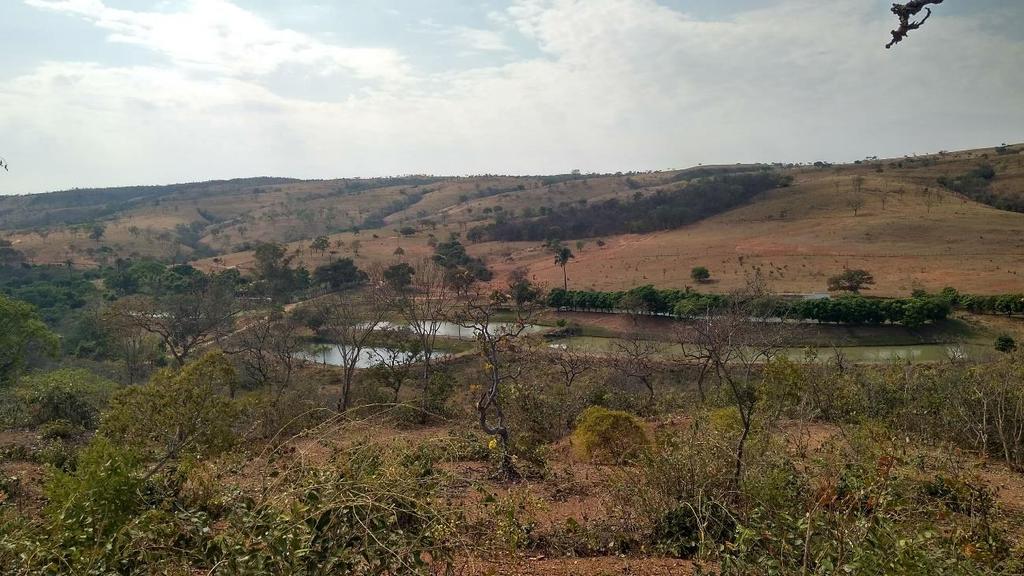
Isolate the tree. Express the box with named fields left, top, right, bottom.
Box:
left=886, top=0, right=945, bottom=49
left=226, top=310, right=303, bottom=397
left=367, top=327, right=424, bottom=403
left=827, top=269, right=875, bottom=294
left=690, top=276, right=792, bottom=489
left=846, top=193, right=865, bottom=216
left=0, top=295, right=59, bottom=385
left=0, top=239, right=25, bottom=267
left=548, top=241, right=575, bottom=291
left=383, top=262, right=416, bottom=291
left=109, top=273, right=240, bottom=367
left=310, top=235, right=330, bottom=256
left=253, top=242, right=309, bottom=302
left=101, top=352, right=239, bottom=479
left=88, top=224, right=105, bottom=243
left=449, top=277, right=543, bottom=480
left=313, top=258, right=366, bottom=291
left=691, top=266, right=711, bottom=283
left=611, top=333, right=661, bottom=406
left=381, top=260, right=456, bottom=394
left=313, top=288, right=388, bottom=412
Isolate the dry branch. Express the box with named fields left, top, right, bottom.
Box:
left=887, top=0, right=944, bottom=49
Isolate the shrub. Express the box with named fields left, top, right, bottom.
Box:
left=994, top=335, right=1017, bottom=353
left=14, top=369, right=119, bottom=429
left=572, top=406, right=648, bottom=464
left=100, top=351, right=240, bottom=461
left=691, top=266, right=711, bottom=283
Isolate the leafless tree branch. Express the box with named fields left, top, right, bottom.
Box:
left=886, top=0, right=944, bottom=49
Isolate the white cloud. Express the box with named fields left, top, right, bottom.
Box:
left=24, top=0, right=409, bottom=80
left=449, top=26, right=512, bottom=53
left=1, top=0, right=1022, bottom=194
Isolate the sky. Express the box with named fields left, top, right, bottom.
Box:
left=0, top=0, right=1022, bottom=195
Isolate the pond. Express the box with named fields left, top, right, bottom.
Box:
left=298, top=345, right=444, bottom=369
left=375, top=321, right=549, bottom=340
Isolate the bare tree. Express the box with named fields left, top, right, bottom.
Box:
left=673, top=323, right=714, bottom=404
left=450, top=281, right=543, bottom=481
left=110, top=276, right=241, bottom=367
left=101, top=308, right=161, bottom=385
left=610, top=333, right=661, bottom=407
left=366, top=326, right=424, bottom=403
left=690, top=276, right=792, bottom=490
left=315, top=288, right=388, bottom=412
left=383, top=259, right=456, bottom=391
left=546, top=345, right=594, bottom=391
left=846, top=193, right=865, bottom=216
left=886, top=1, right=945, bottom=49
left=227, top=310, right=303, bottom=399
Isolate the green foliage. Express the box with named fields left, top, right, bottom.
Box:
left=313, top=257, right=366, bottom=290
left=994, top=335, right=1016, bottom=353
left=383, top=262, right=416, bottom=291
left=43, top=437, right=145, bottom=547
left=827, top=268, right=875, bottom=293
left=100, top=351, right=240, bottom=460
left=548, top=286, right=950, bottom=327
left=13, top=369, right=119, bottom=429
left=432, top=237, right=492, bottom=282
left=478, top=171, right=790, bottom=242
left=572, top=406, right=649, bottom=464
left=691, top=266, right=711, bottom=283
left=0, top=294, right=59, bottom=386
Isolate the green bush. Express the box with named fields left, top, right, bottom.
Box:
left=100, top=351, right=239, bottom=460
left=13, top=369, right=119, bottom=429
left=572, top=406, right=648, bottom=464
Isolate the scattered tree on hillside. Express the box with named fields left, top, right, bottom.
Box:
left=310, top=235, right=330, bottom=257
left=89, top=224, right=105, bottom=243
left=691, top=266, right=711, bottom=283
left=886, top=1, right=945, bottom=49
left=846, top=194, right=865, bottom=216
left=547, top=241, right=575, bottom=291
left=827, top=269, right=876, bottom=294
left=0, top=239, right=26, bottom=267
left=253, top=242, right=310, bottom=302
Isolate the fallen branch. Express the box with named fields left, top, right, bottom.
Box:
left=887, top=0, right=944, bottom=49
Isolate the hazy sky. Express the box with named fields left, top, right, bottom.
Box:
left=1, top=0, right=1022, bottom=195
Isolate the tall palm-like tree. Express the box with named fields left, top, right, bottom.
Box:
left=550, top=242, right=575, bottom=291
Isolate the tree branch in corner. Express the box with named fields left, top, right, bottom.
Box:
left=887, top=0, right=944, bottom=49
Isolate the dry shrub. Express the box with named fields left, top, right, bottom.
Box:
left=571, top=406, right=648, bottom=464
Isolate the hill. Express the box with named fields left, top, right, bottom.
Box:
left=2, top=144, right=1023, bottom=296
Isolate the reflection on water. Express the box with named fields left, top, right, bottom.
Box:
left=375, top=321, right=547, bottom=340
left=299, top=346, right=442, bottom=369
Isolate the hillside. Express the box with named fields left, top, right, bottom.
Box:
left=2, top=144, right=1023, bottom=296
